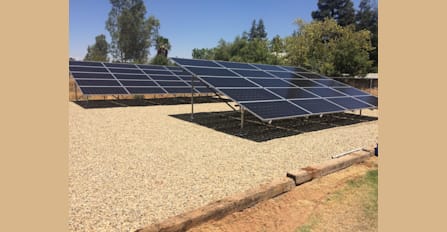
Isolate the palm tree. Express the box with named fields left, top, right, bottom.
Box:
left=155, top=36, right=171, bottom=57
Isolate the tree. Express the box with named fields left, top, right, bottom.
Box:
left=248, top=19, right=268, bottom=40
left=191, top=20, right=274, bottom=64
left=150, top=54, right=169, bottom=65
left=356, top=0, right=378, bottom=69
left=311, top=0, right=356, bottom=26
left=84, top=34, right=109, bottom=62
left=285, top=18, right=373, bottom=76
left=155, top=36, right=171, bottom=57
left=192, top=48, right=215, bottom=59
left=256, top=19, right=267, bottom=39
left=269, top=35, right=285, bottom=64
left=106, top=0, right=159, bottom=62
left=249, top=20, right=257, bottom=41
left=151, top=36, right=171, bottom=65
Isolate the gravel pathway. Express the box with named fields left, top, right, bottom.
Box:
left=69, top=101, right=378, bottom=232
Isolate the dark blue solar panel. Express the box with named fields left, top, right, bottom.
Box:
left=80, top=87, right=127, bottom=95
left=70, top=61, right=217, bottom=96
left=71, top=72, right=115, bottom=79
left=304, top=88, right=346, bottom=97
left=76, top=80, right=121, bottom=86
left=355, top=96, right=378, bottom=107
left=126, top=87, right=166, bottom=94
left=137, top=64, right=169, bottom=70
left=242, top=101, right=309, bottom=120
left=252, top=64, right=284, bottom=71
left=222, top=89, right=281, bottom=102
left=248, top=78, right=295, bottom=87
left=291, top=99, right=345, bottom=113
left=333, top=87, right=368, bottom=96
left=171, top=58, right=221, bottom=67
left=186, top=81, right=207, bottom=87
left=328, top=97, right=373, bottom=109
left=195, top=87, right=214, bottom=93
left=217, top=61, right=257, bottom=69
left=142, top=70, right=172, bottom=75
left=232, top=69, right=274, bottom=78
left=200, top=77, right=257, bottom=88
left=268, top=88, right=318, bottom=99
left=70, top=61, right=103, bottom=66
left=104, top=63, right=137, bottom=68
left=149, top=75, right=180, bottom=81
left=114, top=74, right=150, bottom=80
left=313, top=79, right=347, bottom=87
left=156, top=81, right=188, bottom=87
left=297, top=73, right=327, bottom=79
left=169, top=58, right=377, bottom=121
left=187, top=67, right=238, bottom=77
left=119, top=80, right=157, bottom=86
left=268, top=71, right=303, bottom=79
left=70, top=66, right=108, bottom=73
left=108, top=68, right=143, bottom=74
left=285, top=79, right=324, bottom=87
left=164, top=87, right=196, bottom=94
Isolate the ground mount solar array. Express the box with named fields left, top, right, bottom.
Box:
left=171, top=58, right=378, bottom=122
left=69, top=61, right=213, bottom=95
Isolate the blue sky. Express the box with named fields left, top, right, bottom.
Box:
left=70, top=0, right=366, bottom=60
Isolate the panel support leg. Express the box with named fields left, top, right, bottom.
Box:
left=359, top=109, right=362, bottom=116
left=191, top=74, right=195, bottom=121
left=74, top=83, right=78, bottom=101
left=240, top=106, right=245, bottom=129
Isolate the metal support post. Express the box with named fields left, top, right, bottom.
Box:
left=74, top=84, right=78, bottom=101
left=240, top=106, right=245, bottom=129
left=359, top=109, right=362, bottom=116
left=191, top=74, right=195, bottom=120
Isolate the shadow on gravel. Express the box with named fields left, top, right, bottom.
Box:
left=170, top=111, right=377, bottom=142
left=73, top=96, right=230, bottom=109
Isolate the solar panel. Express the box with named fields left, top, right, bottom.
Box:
left=69, top=61, right=214, bottom=95
left=170, top=58, right=378, bottom=121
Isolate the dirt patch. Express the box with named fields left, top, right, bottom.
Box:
left=189, top=157, right=378, bottom=232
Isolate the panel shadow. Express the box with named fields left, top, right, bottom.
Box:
left=170, top=111, right=377, bottom=142
left=73, top=96, right=230, bottom=109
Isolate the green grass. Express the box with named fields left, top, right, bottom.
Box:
left=296, top=169, right=378, bottom=232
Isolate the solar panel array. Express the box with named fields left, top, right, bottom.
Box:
left=69, top=61, right=213, bottom=95
left=171, top=58, right=378, bottom=121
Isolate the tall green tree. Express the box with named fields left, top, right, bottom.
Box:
left=249, top=20, right=257, bottom=41
left=84, top=34, right=109, bottom=62
left=311, top=0, right=356, bottom=26
left=286, top=18, right=373, bottom=76
left=356, top=0, right=378, bottom=69
left=248, top=19, right=268, bottom=40
left=106, top=0, right=159, bottom=62
left=256, top=19, right=267, bottom=39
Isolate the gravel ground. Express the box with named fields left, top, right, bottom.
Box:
left=69, top=101, right=378, bottom=232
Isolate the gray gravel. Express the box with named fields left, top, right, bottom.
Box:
left=69, top=101, right=378, bottom=232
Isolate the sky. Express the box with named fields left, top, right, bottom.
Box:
left=69, top=0, right=366, bottom=60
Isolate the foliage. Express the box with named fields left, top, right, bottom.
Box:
left=106, top=0, right=159, bottom=62
left=249, top=19, right=268, bottom=40
left=285, top=18, right=373, bottom=76
left=192, top=48, right=216, bottom=60
left=84, top=34, right=109, bottom=62
left=150, top=54, right=170, bottom=65
left=356, top=0, right=378, bottom=69
left=311, top=0, right=356, bottom=26
left=191, top=19, right=282, bottom=64
left=155, top=36, right=171, bottom=57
